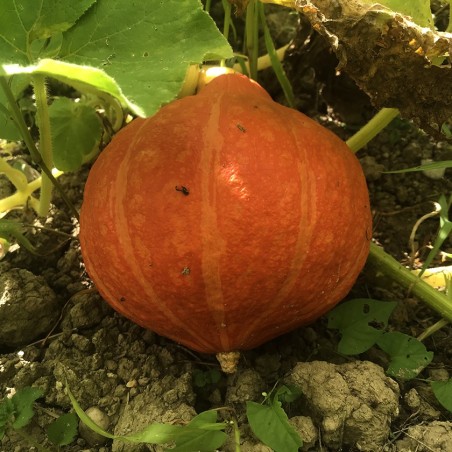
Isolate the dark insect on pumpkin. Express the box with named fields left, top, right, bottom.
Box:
left=175, top=185, right=190, bottom=195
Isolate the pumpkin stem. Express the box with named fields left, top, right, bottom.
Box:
left=216, top=351, right=241, bottom=374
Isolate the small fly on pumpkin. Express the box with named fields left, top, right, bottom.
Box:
left=175, top=186, right=190, bottom=196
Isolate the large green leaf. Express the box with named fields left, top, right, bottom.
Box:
left=28, top=0, right=97, bottom=40
left=48, top=97, right=102, bottom=171
left=0, top=75, right=31, bottom=140
left=0, top=0, right=233, bottom=117
left=11, top=386, right=43, bottom=430
left=360, top=0, right=434, bottom=28
left=431, top=379, right=452, bottom=413
left=0, top=0, right=97, bottom=63
left=328, top=299, right=397, bottom=355
left=377, top=332, right=433, bottom=379
left=246, top=401, right=302, bottom=452
left=46, top=412, right=78, bottom=446
left=58, top=0, right=232, bottom=116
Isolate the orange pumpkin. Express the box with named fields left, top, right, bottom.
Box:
left=79, top=73, right=371, bottom=357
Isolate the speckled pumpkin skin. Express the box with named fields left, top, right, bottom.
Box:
left=79, top=74, right=372, bottom=354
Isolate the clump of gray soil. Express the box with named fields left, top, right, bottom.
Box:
left=285, top=361, right=400, bottom=451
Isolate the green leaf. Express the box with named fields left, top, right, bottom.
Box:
left=186, top=409, right=218, bottom=428
left=47, top=412, right=78, bottom=446
left=11, top=387, right=43, bottom=430
left=0, top=0, right=96, bottom=63
left=170, top=425, right=227, bottom=452
left=124, top=411, right=228, bottom=446
left=29, top=0, right=97, bottom=41
left=127, top=420, right=227, bottom=448
left=431, top=379, right=452, bottom=413
left=124, top=424, right=181, bottom=443
left=49, top=97, right=102, bottom=171
left=274, top=385, right=303, bottom=404
left=1, top=0, right=232, bottom=117
left=377, top=332, right=433, bottom=379
left=0, top=75, right=31, bottom=141
left=328, top=299, right=397, bottom=355
left=360, top=0, right=434, bottom=28
left=2, top=59, right=137, bottom=111
left=246, top=401, right=302, bottom=452
left=58, top=0, right=233, bottom=116
left=0, top=398, right=15, bottom=439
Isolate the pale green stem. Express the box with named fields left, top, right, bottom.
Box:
left=368, top=243, right=452, bottom=323
left=417, top=318, right=449, bottom=342
left=0, top=77, right=79, bottom=219
left=0, top=77, right=47, bottom=170
left=0, top=170, right=62, bottom=213
left=346, top=108, right=400, bottom=153
left=232, top=420, right=241, bottom=452
left=32, top=74, right=53, bottom=216
left=0, top=156, right=29, bottom=192
left=232, top=44, right=290, bottom=73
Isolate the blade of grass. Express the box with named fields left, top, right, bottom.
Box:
left=246, top=0, right=260, bottom=80
left=258, top=2, right=295, bottom=107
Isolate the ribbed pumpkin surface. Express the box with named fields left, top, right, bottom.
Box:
left=79, top=73, right=372, bottom=354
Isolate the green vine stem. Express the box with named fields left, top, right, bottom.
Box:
left=0, top=154, right=29, bottom=192
left=346, top=107, right=400, bottom=153
left=0, top=171, right=62, bottom=213
left=32, top=74, right=53, bottom=217
left=232, top=419, right=241, bottom=452
left=0, top=77, right=79, bottom=219
left=347, top=105, right=452, bottom=323
left=417, top=318, right=449, bottom=342
left=367, top=243, right=452, bottom=322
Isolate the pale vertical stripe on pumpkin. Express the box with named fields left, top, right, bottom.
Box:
left=112, top=119, right=214, bottom=352
left=199, top=88, right=230, bottom=351
left=236, top=112, right=316, bottom=347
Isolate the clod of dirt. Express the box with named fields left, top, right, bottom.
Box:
left=285, top=360, right=400, bottom=451
left=359, top=155, right=386, bottom=181
left=0, top=267, right=60, bottom=347
left=404, top=387, right=441, bottom=420
left=225, top=369, right=266, bottom=405
left=395, top=421, right=452, bottom=451
left=289, top=416, right=318, bottom=451
left=111, top=373, right=196, bottom=452
left=62, top=291, right=113, bottom=330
